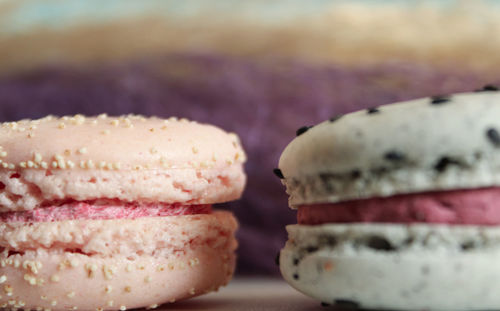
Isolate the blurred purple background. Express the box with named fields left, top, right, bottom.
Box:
left=0, top=53, right=494, bottom=274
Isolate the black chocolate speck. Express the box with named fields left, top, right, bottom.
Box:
left=384, top=151, right=405, bottom=161
left=461, top=241, right=475, bottom=251
left=329, top=115, right=343, bottom=122
left=350, top=169, right=362, bottom=179
left=293, top=273, right=299, bottom=280
left=475, top=84, right=499, bottom=92
left=430, top=95, right=451, bottom=105
left=296, top=126, right=312, bottom=136
left=367, top=107, right=380, bottom=114
left=366, top=236, right=396, bottom=252
left=434, top=156, right=462, bottom=173
left=273, top=168, right=284, bottom=179
left=334, top=299, right=360, bottom=309
left=486, top=128, right=500, bottom=147
left=306, top=246, right=319, bottom=253
left=274, top=252, right=280, bottom=266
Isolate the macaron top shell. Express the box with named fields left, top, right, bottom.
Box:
left=279, top=91, right=500, bottom=207
left=0, top=115, right=246, bottom=211
left=0, top=114, right=245, bottom=171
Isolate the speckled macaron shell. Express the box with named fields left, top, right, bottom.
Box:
left=0, top=211, right=237, bottom=310
left=279, top=91, right=500, bottom=207
left=0, top=114, right=245, bottom=171
left=280, top=223, right=500, bottom=311
left=0, top=115, right=246, bottom=211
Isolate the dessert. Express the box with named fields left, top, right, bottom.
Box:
left=0, top=115, right=246, bottom=310
left=277, top=89, right=500, bottom=310
left=2, top=0, right=500, bottom=275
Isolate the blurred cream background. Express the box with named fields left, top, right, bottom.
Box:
left=1, top=0, right=500, bottom=73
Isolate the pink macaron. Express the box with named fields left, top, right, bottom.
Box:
left=0, top=114, right=246, bottom=310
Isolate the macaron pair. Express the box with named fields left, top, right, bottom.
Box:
left=276, top=88, right=500, bottom=311
left=0, top=115, right=246, bottom=310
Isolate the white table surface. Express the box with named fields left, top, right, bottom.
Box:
left=159, top=277, right=327, bottom=311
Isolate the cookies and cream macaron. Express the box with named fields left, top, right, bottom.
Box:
left=276, top=87, right=500, bottom=311
left=0, top=114, right=246, bottom=310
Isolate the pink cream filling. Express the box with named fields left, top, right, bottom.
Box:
left=0, top=201, right=212, bottom=222
left=298, top=187, right=500, bottom=226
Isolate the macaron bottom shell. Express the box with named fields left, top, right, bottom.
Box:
left=0, top=211, right=237, bottom=310
left=280, top=223, right=500, bottom=311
